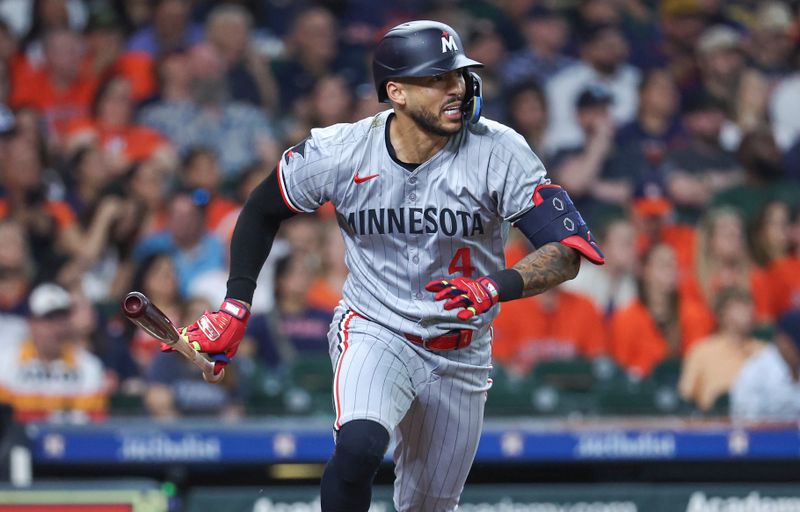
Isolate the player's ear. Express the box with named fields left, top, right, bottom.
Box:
left=386, top=81, right=406, bottom=106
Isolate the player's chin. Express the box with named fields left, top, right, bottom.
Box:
left=438, top=113, right=463, bottom=133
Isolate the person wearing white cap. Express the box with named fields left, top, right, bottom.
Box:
left=0, top=283, right=107, bottom=423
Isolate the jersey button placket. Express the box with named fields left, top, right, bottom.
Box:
left=408, top=175, right=422, bottom=300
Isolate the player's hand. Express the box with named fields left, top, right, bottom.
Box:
left=161, top=299, right=250, bottom=373
left=425, top=276, right=500, bottom=320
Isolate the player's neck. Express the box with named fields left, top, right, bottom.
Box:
left=389, top=113, right=449, bottom=164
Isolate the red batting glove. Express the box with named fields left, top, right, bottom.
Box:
left=161, top=298, right=250, bottom=373
left=425, top=276, right=500, bottom=320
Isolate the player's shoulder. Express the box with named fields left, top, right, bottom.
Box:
left=307, top=110, right=390, bottom=150
left=468, top=117, right=524, bottom=142
left=466, top=117, right=531, bottom=152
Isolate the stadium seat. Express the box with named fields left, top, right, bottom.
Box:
left=485, top=365, right=535, bottom=416
left=650, top=358, right=683, bottom=388
left=108, top=392, right=146, bottom=416
left=284, top=356, right=334, bottom=416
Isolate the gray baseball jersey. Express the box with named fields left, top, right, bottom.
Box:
left=278, top=109, right=547, bottom=511
left=278, top=109, right=547, bottom=348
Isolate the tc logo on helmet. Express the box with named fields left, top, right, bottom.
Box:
left=441, top=31, right=457, bottom=53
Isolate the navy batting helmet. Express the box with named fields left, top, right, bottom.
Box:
left=372, top=20, right=484, bottom=123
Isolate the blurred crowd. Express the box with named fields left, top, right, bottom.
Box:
left=0, top=0, right=799, bottom=424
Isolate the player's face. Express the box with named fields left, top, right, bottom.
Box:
left=403, top=70, right=466, bottom=137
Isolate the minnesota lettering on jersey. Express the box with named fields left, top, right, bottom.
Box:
left=345, top=207, right=485, bottom=236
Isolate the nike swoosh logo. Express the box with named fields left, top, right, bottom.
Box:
left=354, top=173, right=380, bottom=184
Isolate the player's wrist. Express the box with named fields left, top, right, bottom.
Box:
left=220, top=298, right=250, bottom=321
left=484, top=269, right=523, bottom=302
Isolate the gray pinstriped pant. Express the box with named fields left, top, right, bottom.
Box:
left=327, top=304, right=492, bottom=512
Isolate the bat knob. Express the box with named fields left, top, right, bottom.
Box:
left=203, top=367, right=225, bottom=384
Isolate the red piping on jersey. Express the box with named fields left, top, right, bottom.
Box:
left=277, top=156, right=304, bottom=214
left=334, top=310, right=357, bottom=429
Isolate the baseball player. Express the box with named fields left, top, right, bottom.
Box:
left=176, top=20, right=605, bottom=512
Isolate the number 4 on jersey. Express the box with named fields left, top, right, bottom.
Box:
left=448, top=247, right=475, bottom=278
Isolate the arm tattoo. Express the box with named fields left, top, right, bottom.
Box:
left=512, top=242, right=581, bottom=298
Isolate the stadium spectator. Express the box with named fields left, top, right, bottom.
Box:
left=83, top=4, right=156, bottom=102
left=550, top=84, right=624, bottom=221
left=661, top=92, right=742, bottom=223
left=693, top=25, right=746, bottom=116
left=139, top=42, right=278, bottom=178
left=133, top=188, right=225, bottom=296
left=63, top=145, right=112, bottom=221
left=15, top=0, right=83, bottom=68
left=785, top=138, right=800, bottom=182
left=743, top=1, right=795, bottom=82
left=630, top=179, right=696, bottom=273
left=758, top=208, right=800, bottom=320
left=144, top=296, right=244, bottom=419
left=658, top=0, right=709, bottom=88
left=281, top=215, right=325, bottom=274
left=749, top=200, right=792, bottom=270
left=464, top=19, right=507, bottom=123
left=731, top=309, right=800, bottom=421
left=0, top=220, right=33, bottom=347
left=193, top=161, right=286, bottom=315
left=746, top=200, right=792, bottom=323
left=307, top=220, right=347, bottom=313
left=492, top=285, right=607, bottom=377
left=546, top=23, right=641, bottom=152
left=205, top=3, right=277, bottom=110
left=271, top=6, right=357, bottom=116
left=65, top=75, right=175, bottom=174
left=504, top=80, right=549, bottom=160
left=351, top=82, right=388, bottom=122
left=0, top=282, right=107, bottom=423
left=721, top=68, right=770, bottom=151
left=0, top=136, right=82, bottom=275
left=678, top=287, right=766, bottom=412
left=179, top=146, right=238, bottom=231
left=10, top=28, right=98, bottom=140
left=606, top=69, right=682, bottom=186
left=609, top=243, right=713, bottom=378
left=106, top=252, right=181, bottom=394
left=562, top=217, right=638, bottom=318
left=127, top=0, right=203, bottom=58
left=712, top=127, right=800, bottom=224
left=770, top=70, right=800, bottom=152
left=501, top=6, right=574, bottom=88
left=246, top=254, right=332, bottom=369
left=284, top=73, right=354, bottom=147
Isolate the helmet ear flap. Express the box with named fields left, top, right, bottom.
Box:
left=463, top=71, right=482, bottom=124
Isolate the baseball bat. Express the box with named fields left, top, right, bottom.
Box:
left=121, top=291, right=224, bottom=384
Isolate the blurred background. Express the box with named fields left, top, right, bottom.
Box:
left=0, top=0, right=800, bottom=510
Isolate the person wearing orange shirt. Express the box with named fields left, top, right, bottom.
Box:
left=65, top=75, right=174, bottom=174
left=610, top=243, right=714, bottom=378
left=492, top=286, right=607, bottom=376
left=179, top=146, right=239, bottom=231
left=307, top=219, right=348, bottom=312
left=756, top=206, right=800, bottom=320
left=84, top=6, right=156, bottom=102
left=748, top=200, right=793, bottom=322
left=631, top=179, right=696, bottom=275
left=10, top=29, right=98, bottom=140
left=0, top=136, right=81, bottom=273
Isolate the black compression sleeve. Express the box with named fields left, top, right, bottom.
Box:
left=225, top=169, right=297, bottom=303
